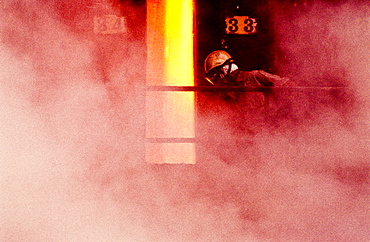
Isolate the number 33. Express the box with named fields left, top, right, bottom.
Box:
left=225, top=17, right=257, bottom=35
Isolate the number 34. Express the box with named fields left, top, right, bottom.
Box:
left=225, top=16, right=257, bottom=35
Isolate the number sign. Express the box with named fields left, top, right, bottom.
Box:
left=93, top=15, right=126, bottom=34
left=225, top=16, right=257, bottom=35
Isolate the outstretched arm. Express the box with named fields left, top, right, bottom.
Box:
left=251, top=70, right=294, bottom=87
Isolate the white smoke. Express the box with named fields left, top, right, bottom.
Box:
left=0, top=1, right=145, bottom=241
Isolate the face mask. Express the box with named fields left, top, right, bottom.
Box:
left=221, top=63, right=239, bottom=75
left=205, top=62, right=238, bottom=85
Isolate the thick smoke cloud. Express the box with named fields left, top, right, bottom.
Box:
left=1, top=0, right=370, bottom=241
left=0, top=0, right=145, bottom=241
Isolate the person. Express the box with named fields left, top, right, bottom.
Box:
left=204, top=49, right=294, bottom=101
left=200, top=50, right=297, bottom=165
left=203, top=49, right=297, bottom=130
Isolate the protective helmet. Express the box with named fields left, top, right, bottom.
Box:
left=204, top=50, right=233, bottom=73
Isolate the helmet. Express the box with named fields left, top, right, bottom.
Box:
left=204, top=50, right=233, bottom=73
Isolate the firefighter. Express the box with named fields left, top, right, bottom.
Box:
left=201, top=50, right=297, bottom=164
left=204, top=50, right=293, bottom=103
left=204, top=49, right=296, bottom=126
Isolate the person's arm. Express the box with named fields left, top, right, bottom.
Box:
left=251, top=70, right=293, bottom=87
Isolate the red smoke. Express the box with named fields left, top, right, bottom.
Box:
left=1, top=0, right=370, bottom=241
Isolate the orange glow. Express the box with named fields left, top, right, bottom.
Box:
left=146, top=0, right=195, bottom=164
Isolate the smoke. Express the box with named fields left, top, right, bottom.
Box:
left=0, top=0, right=146, bottom=241
left=1, top=0, right=370, bottom=241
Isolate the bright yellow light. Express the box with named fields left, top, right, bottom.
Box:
left=165, top=0, right=194, bottom=86
left=146, top=0, right=195, bottom=164
left=147, top=0, right=194, bottom=87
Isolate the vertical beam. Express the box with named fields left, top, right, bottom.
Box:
left=146, top=0, right=195, bottom=164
